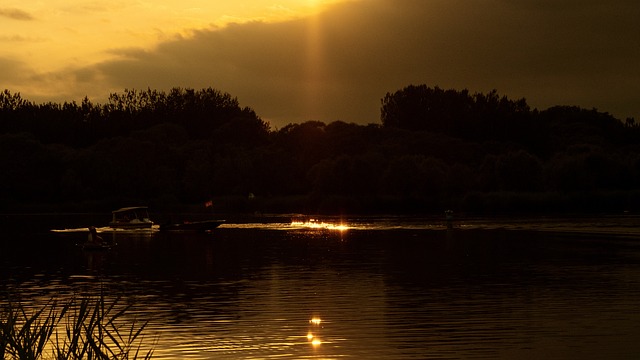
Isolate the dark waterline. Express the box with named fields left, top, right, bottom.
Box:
left=2, top=215, right=640, bottom=359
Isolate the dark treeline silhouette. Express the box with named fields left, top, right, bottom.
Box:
left=2, top=85, right=640, bottom=215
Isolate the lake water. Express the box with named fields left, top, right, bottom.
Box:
left=2, top=215, right=640, bottom=359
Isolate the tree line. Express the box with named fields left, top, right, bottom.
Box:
left=1, top=86, right=640, bottom=215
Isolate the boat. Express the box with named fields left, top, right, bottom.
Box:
left=109, top=206, right=153, bottom=229
left=80, top=226, right=115, bottom=250
left=159, top=219, right=224, bottom=232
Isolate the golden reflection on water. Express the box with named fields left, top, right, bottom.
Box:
left=291, top=219, right=349, bottom=231
left=9, top=216, right=640, bottom=359
left=307, top=316, right=324, bottom=347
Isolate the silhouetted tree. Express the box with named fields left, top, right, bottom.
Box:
left=381, top=85, right=531, bottom=142
left=2, top=85, right=640, bottom=214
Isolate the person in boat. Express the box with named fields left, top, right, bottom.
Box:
left=87, top=226, right=103, bottom=244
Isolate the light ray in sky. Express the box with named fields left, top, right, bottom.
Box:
left=303, top=5, right=325, bottom=119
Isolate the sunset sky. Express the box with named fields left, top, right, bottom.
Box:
left=2, top=0, right=639, bottom=128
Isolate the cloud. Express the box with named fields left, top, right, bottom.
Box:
left=0, top=35, right=47, bottom=43
left=0, top=57, right=29, bottom=83
left=54, top=0, right=640, bottom=126
left=0, top=8, right=35, bottom=21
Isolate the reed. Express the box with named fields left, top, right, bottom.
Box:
left=1, top=294, right=154, bottom=359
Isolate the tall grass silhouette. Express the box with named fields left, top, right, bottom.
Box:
left=1, top=294, right=155, bottom=359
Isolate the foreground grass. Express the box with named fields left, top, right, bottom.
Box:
left=1, top=294, right=154, bottom=359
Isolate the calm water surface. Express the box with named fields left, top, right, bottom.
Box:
left=2, top=215, right=640, bottom=359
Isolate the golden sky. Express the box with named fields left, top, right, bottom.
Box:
left=2, top=0, right=640, bottom=127
left=2, top=1, right=340, bottom=77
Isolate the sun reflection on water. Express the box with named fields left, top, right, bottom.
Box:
left=291, top=219, right=349, bottom=231
left=307, top=316, right=324, bottom=347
